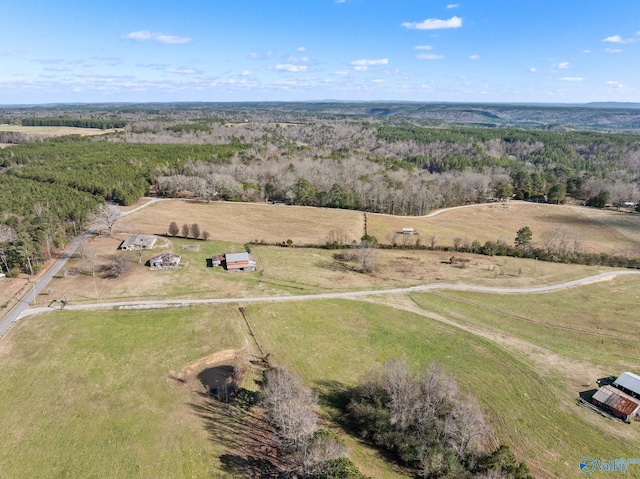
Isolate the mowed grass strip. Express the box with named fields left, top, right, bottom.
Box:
left=0, top=305, right=246, bottom=479
left=244, top=299, right=640, bottom=478
left=410, top=275, right=640, bottom=372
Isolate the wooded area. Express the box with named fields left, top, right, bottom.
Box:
left=1, top=102, right=639, bottom=275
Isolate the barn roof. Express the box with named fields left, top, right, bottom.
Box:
left=593, top=385, right=640, bottom=418
left=614, top=372, right=640, bottom=395
left=225, top=252, right=250, bottom=263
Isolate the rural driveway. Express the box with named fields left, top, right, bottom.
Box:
left=15, top=270, right=640, bottom=320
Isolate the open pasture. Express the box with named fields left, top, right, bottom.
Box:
left=119, top=199, right=365, bottom=246
left=0, top=304, right=248, bottom=479
left=410, top=275, right=640, bottom=373
left=368, top=202, right=640, bottom=256
left=244, top=297, right=640, bottom=478
left=0, top=125, right=121, bottom=137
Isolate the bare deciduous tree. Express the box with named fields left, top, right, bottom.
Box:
left=168, top=221, right=179, bottom=237
left=89, top=204, right=121, bottom=236
left=190, top=223, right=201, bottom=239
left=202, top=230, right=211, bottom=241
left=352, top=240, right=377, bottom=273
left=181, top=223, right=190, bottom=238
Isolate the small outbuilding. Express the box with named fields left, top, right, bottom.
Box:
left=149, top=253, right=181, bottom=270
left=119, top=234, right=157, bottom=251
left=592, top=385, right=640, bottom=422
left=211, top=254, right=224, bottom=267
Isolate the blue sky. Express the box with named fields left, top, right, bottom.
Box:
left=1, top=0, right=639, bottom=104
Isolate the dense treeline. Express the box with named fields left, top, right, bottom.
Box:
left=21, top=117, right=127, bottom=129
left=0, top=139, right=247, bottom=205
left=0, top=175, right=102, bottom=274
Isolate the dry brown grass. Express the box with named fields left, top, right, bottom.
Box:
left=119, top=200, right=365, bottom=245
left=368, top=201, right=640, bottom=255
left=0, top=125, right=121, bottom=137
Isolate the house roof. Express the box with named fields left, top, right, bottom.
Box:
left=121, top=234, right=156, bottom=249
left=614, top=372, right=640, bottom=395
left=593, top=385, right=640, bottom=417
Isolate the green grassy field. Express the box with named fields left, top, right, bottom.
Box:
left=244, top=298, right=640, bottom=478
left=410, top=275, right=640, bottom=372
left=3, top=288, right=638, bottom=478
left=0, top=305, right=247, bottom=479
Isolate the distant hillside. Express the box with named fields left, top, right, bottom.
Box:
left=585, top=102, right=640, bottom=109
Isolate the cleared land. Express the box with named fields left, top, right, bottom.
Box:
left=2, top=290, right=636, bottom=478
left=0, top=125, right=121, bottom=137
left=369, top=201, right=640, bottom=256
left=2, top=200, right=640, bottom=478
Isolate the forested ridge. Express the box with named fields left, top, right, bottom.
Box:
left=1, top=103, right=639, bottom=276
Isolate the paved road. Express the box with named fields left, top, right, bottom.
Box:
left=16, top=270, right=640, bottom=320
left=0, top=229, right=95, bottom=338
left=0, top=198, right=163, bottom=339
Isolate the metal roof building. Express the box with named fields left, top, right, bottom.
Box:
left=592, top=385, right=640, bottom=422
left=224, top=252, right=256, bottom=272
left=614, top=372, right=640, bottom=398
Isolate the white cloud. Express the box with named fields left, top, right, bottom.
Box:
left=351, top=58, right=389, bottom=66
left=401, top=16, right=462, bottom=30
left=558, top=61, right=570, bottom=69
left=605, top=48, right=623, bottom=53
left=334, top=70, right=349, bottom=75
left=469, top=54, right=480, bottom=60
left=350, top=58, right=388, bottom=71
left=529, top=67, right=537, bottom=72
left=446, top=4, right=459, bottom=8
left=414, top=45, right=434, bottom=50
left=241, top=70, right=252, bottom=76
left=287, top=56, right=309, bottom=63
left=583, top=49, right=591, bottom=53
left=371, top=79, right=385, bottom=83
left=123, top=31, right=191, bottom=44
left=166, top=67, right=199, bottom=75
left=249, top=50, right=273, bottom=60
left=603, top=35, right=623, bottom=43
left=561, top=77, right=584, bottom=82
left=335, top=0, right=346, bottom=3
left=605, top=80, right=623, bottom=88
left=296, top=47, right=306, bottom=52
left=274, top=64, right=308, bottom=72
left=416, top=53, right=444, bottom=60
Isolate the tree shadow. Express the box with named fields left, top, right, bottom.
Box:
left=189, top=397, right=281, bottom=478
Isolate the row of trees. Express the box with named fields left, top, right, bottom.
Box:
left=345, top=360, right=533, bottom=478
left=167, top=221, right=210, bottom=240
left=21, top=117, right=127, bottom=129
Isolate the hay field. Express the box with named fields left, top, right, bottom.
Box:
left=368, top=202, right=640, bottom=256
left=0, top=125, right=121, bottom=137
left=119, top=200, right=365, bottom=246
